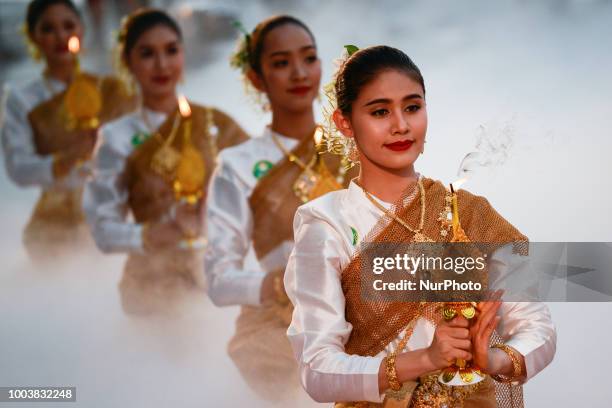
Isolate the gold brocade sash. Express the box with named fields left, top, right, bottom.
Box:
left=123, top=104, right=248, bottom=224
left=231, top=136, right=354, bottom=399
left=27, top=73, right=136, bottom=155
left=339, top=178, right=527, bottom=408
left=248, top=134, right=357, bottom=261
left=22, top=74, right=135, bottom=261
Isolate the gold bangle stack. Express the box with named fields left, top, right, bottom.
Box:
left=382, top=309, right=422, bottom=396
left=491, top=343, right=523, bottom=383
left=384, top=352, right=402, bottom=391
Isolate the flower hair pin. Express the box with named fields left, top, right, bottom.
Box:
left=230, top=20, right=251, bottom=72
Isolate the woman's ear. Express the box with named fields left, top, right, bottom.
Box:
left=246, top=69, right=266, bottom=93
left=332, top=109, right=354, bottom=138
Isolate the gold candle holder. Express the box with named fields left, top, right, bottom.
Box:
left=438, top=181, right=485, bottom=386
left=64, top=36, right=101, bottom=130
left=174, top=96, right=206, bottom=250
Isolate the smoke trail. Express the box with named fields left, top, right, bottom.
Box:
left=457, top=118, right=516, bottom=178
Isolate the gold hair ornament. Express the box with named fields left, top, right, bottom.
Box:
left=112, top=14, right=138, bottom=96
left=20, top=24, right=41, bottom=61
left=319, top=45, right=361, bottom=169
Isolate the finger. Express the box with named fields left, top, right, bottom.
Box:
left=472, top=303, right=489, bottom=333
left=477, top=299, right=497, bottom=315
left=478, top=315, right=500, bottom=346
left=447, top=316, right=469, bottom=328
left=449, top=338, right=472, bottom=351
left=444, top=327, right=470, bottom=339
left=478, top=291, right=502, bottom=312
left=481, top=316, right=501, bottom=342
left=479, top=297, right=502, bottom=319
left=476, top=304, right=501, bottom=339
left=450, top=349, right=472, bottom=361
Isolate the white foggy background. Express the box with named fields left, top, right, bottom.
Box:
left=1, top=0, right=611, bottom=406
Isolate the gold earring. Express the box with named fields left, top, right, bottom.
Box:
left=258, top=93, right=271, bottom=112
left=347, top=137, right=359, bottom=163
left=26, top=41, right=42, bottom=62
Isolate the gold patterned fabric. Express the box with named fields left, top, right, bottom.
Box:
left=120, top=103, right=247, bottom=315
left=227, top=134, right=357, bottom=400
left=120, top=250, right=204, bottom=315
left=28, top=74, right=136, bottom=156
left=227, top=304, right=300, bottom=401
left=335, top=375, right=496, bottom=408
left=23, top=188, right=91, bottom=262
left=339, top=177, right=528, bottom=408
left=23, top=74, right=136, bottom=262
left=249, top=134, right=356, bottom=260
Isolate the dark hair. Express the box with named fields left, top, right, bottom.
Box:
left=120, top=9, right=182, bottom=60
left=26, top=0, right=81, bottom=36
left=335, top=45, right=426, bottom=114
left=247, top=15, right=315, bottom=75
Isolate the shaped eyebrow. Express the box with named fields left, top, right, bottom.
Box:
left=269, top=45, right=317, bottom=57
left=364, top=93, right=423, bottom=107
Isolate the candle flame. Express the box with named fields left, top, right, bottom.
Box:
left=313, top=126, right=324, bottom=145
left=177, top=95, right=191, bottom=118
left=451, top=177, right=468, bottom=191
left=68, top=36, right=80, bottom=54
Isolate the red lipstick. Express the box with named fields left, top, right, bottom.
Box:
left=152, top=75, right=171, bottom=85
left=384, top=140, right=414, bottom=151
left=288, top=86, right=311, bottom=96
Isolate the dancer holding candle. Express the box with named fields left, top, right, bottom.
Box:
left=284, top=45, right=556, bottom=407
left=1, top=0, right=136, bottom=262
left=204, top=15, right=356, bottom=401
left=83, top=8, right=247, bottom=315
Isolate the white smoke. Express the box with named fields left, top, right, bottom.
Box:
left=457, top=118, right=516, bottom=179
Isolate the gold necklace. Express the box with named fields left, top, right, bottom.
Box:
left=360, top=177, right=434, bottom=242
left=141, top=106, right=181, bottom=144
left=147, top=107, right=182, bottom=180
left=270, top=128, right=343, bottom=203
left=270, top=130, right=309, bottom=170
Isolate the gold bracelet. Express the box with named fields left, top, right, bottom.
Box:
left=491, top=343, right=523, bottom=383
left=385, top=353, right=402, bottom=391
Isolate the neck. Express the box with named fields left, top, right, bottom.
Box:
left=270, top=106, right=316, bottom=141
left=44, top=60, right=77, bottom=84
left=142, top=92, right=177, bottom=115
left=358, top=159, right=418, bottom=203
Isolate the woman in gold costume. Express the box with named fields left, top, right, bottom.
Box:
left=83, top=9, right=248, bottom=315
left=204, top=15, right=356, bottom=401
left=1, top=0, right=136, bottom=262
left=285, top=46, right=557, bottom=407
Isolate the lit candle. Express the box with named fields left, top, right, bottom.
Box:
left=439, top=178, right=484, bottom=386
left=68, top=35, right=80, bottom=73
left=313, top=126, right=324, bottom=149
left=64, top=35, right=101, bottom=129
left=175, top=95, right=206, bottom=250
left=174, top=94, right=204, bottom=203
left=178, top=95, right=192, bottom=141
left=312, top=126, right=325, bottom=165
left=449, top=178, right=468, bottom=241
